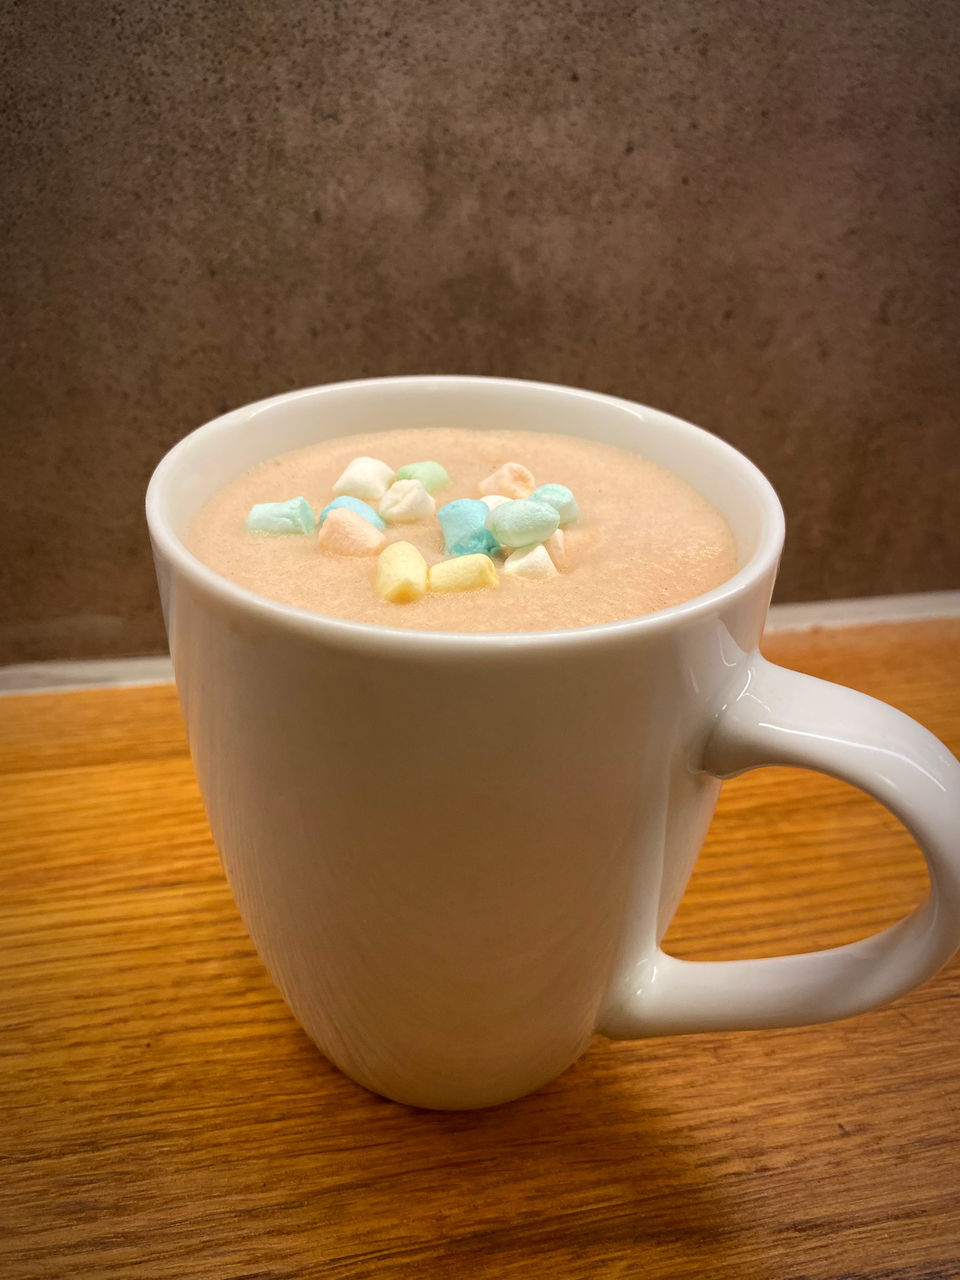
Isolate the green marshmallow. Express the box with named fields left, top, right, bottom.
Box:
left=245, top=497, right=315, bottom=535
left=485, top=499, right=559, bottom=549
left=395, top=461, right=452, bottom=494
left=531, top=483, right=579, bottom=525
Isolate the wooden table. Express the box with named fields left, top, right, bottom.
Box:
left=3, top=619, right=959, bottom=1280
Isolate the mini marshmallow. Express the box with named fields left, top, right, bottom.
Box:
left=376, top=541, right=428, bottom=603
left=544, top=528, right=566, bottom=570
left=395, top=461, right=451, bottom=493
left=428, top=553, right=499, bottom=593
left=478, top=462, right=536, bottom=500
left=319, top=495, right=385, bottom=530
left=332, top=456, right=395, bottom=501
left=480, top=494, right=512, bottom=511
left=379, top=478, right=436, bottom=524
left=502, top=543, right=558, bottom=580
left=485, top=499, right=559, bottom=548
left=437, top=498, right=501, bottom=557
left=245, top=497, right=315, bottom=535
left=531, top=483, right=579, bottom=525
left=316, top=507, right=386, bottom=556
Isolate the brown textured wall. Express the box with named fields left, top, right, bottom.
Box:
left=2, top=0, right=958, bottom=663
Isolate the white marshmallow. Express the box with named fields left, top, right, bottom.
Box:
left=544, top=529, right=566, bottom=570
left=478, top=462, right=536, bottom=500
left=379, top=478, right=436, bottom=523
left=502, top=543, right=558, bottom=580
left=332, top=456, right=395, bottom=501
left=480, top=494, right=512, bottom=511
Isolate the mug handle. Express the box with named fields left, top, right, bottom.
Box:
left=599, top=655, right=960, bottom=1039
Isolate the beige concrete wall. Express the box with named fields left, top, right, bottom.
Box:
left=2, top=0, right=958, bottom=662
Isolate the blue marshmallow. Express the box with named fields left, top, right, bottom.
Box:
left=437, top=498, right=501, bottom=557
left=245, top=497, right=315, bottom=535
left=530, top=483, right=579, bottom=525
left=319, top=495, right=386, bottom=530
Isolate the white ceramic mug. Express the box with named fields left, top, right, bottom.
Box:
left=146, top=376, right=960, bottom=1109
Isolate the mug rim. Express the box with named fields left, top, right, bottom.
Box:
left=146, top=374, right=785, bottom=654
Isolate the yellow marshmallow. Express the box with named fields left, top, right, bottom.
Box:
left=428, top=554, right=499, bottom=593
left=376, top=541, right=428, bottom=603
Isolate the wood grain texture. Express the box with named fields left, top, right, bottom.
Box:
left=2, top=619, right=959, bottom=1280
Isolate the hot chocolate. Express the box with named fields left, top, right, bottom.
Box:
left=186, top=426, right=737, bottom=631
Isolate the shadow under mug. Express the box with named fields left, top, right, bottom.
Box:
left=146, top=376, right=960, bottom=1109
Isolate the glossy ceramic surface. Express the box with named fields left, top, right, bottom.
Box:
left=147, top=377, right=960, bottom=1109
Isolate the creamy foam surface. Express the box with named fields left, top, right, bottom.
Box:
left=186, top=428, right=738, bottom=632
